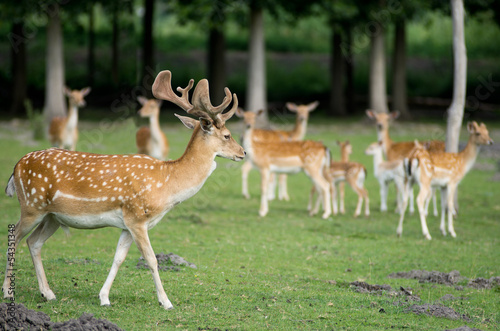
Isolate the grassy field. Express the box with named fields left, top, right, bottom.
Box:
left=0, top=113, right=499, bottom=330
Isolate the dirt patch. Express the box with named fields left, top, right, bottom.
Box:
left=407, top=303, right=470, bottom=321
left=444, top=326, right=483, bottom=331
left=349, top=282, right=421, bottom=302
left=0, top=302, right=122, bottom=330
left=467, top=277, right=500, bottom=289
left=388, top=270, right=500, bottom=290
left=388, top=270, right=464, bottom=286
left=136, top=252, right=197, bottom=272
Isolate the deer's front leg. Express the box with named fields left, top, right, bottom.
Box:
left=259, top=169, right=270, bottom=217
left=129, top=224, right=173, bottom=310
left=99, top=229, right=134, bottom=306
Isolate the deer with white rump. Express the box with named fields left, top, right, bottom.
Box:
left=2, top=70, right=245, bottom=310
left=237, top=109, right=331, bottom=219
left=48, top=87, right=91, bottom=151
left=397, top=121, right=493, bottom=240
left=136, top=96, right=169, bottom=160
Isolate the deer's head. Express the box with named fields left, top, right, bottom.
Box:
left=152, top=70, right=245, bottom=161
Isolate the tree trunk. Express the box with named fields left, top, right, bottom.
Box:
left=111, top=4, right=119, bottom=86
left=369, top=22, right=388, bottom=113
left=392, top=19, right=409, bottom=117
left=43, top=3, right=66, bottom=122
left=142, top=0, right=154, bottom=97
left=446, top=0, right=467, bottom=153
left=87, top=3, right=95, bottom=87
left=330, top=27, right=346, bottom=116
left=246, top=5, right=268, bottom=127
left=10, top=22, right=28, bottom=115
left=208, top=26, right=227, bottom=104
left=345, top=24, right=355, bottom=114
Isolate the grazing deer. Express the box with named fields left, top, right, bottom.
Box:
left=48, top=87, right=91, bottom=151
left=136, top=97, right=169, bottom=160
left=397, top=122, right=493, bottom=240
left=366, top=110, right=444, bottom=214
left=365, top=141, right=407, bottom=214
left=3, top=70, right=245, bottom=310
left=240, top=101, right=318, bottom=201
left=237, top=109, right=331, bottom=219
left=309, top=141, right=369, bottom=217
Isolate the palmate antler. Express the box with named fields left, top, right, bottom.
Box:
left=152, top=70, right=238, bottom=125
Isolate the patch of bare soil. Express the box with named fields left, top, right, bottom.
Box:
left=136, top=252, right=197, bottom=271
left=0, top=303, right=122, bottom=330
left=388, top=270, right=500, bottom=290
left=388, top=270, right=464, bottom=286
left=445, top=326, right=483, bottom=331
left=407, top=304, right=470, bottom=322
left=349, top=282, right=421, bottom=302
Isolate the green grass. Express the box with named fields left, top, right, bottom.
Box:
left=0, top=114, right=499, bottom=330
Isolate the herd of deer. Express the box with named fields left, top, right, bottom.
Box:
left=3, top=71, right=493, bottom=310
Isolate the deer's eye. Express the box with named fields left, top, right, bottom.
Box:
left=224, top=134, right=230, bottom=140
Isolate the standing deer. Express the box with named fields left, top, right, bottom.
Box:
left=240, top=101, right=318, bottom=201
left=366, top=110, right=444, bottom=215
left=3, top=70, right=245, bottom=310
left=397, top=122, right=493, bottom=240
left=136, top=97, right=169, bottom=160
left=48, top=87, right=91, bottom=151
left=237, top=109, right=331, bottom=219
left=309, top=140, right=369, bottom=217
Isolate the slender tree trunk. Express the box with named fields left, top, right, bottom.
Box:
left=87, top=3, right=95, bottom=87
left=246, top=5, right=268, bottom=127
left=446, top=0, right=467, bottom=153
left=330, top=27, right=346, bottom=116
left=392, top=19, right=409, bottom=117
left=10, top=22, right=27, bottom=114
left=345, top=24, right=355, bottom=114
left=208, top=26, right=227, bottom=104
left=142, top=0, right=154, bottom=97
left=111, top=4, right=119, bottom=86
left=43, top=3, right=66, bottom=122
left=369, top=22, right=388, bottom=113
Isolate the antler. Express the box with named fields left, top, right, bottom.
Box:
left=152, top=70, right=238, bottom=124
left=152, top=70, right=194, bottom=112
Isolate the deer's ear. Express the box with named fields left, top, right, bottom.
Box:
left=64, top=86, right=72, bottom=96
left=81, top=87, right=91, bottom=96
left=155, top=99, right=163, bottom=108
left=286, top=102, right=298, bottom=112
left=256, top=109, right=264, bottom=116
left=467, top=121, right=478, bottom=133
left=175, top=114, right=197, bottom=130
left=391, top=111, right=400, bottom=119
left=307, top=101, right=319, bottom=111
left=137, top=96, right=148, bottom=106
left=235, top=108, right=245, bottom=118
left=366, top=109, right=375, bottom=119
left=199, top=117, right=214, bottom=133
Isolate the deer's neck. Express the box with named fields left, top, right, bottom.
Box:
left=148, top=115, right=163, bottom=144
left=371, top=151, right=384, bottom=175
left=459, top=136, right=480, bottom=174
left=290, top=117, right=307, bottom=140
left=166, top=127, right=218, bottom=203
left=66, top=104, right=79, bottom=130
left=378, top=128, right=392, bottom=156
left=340, top=149, right=350, bottom=162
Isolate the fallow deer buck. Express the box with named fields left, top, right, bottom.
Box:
left=48, top=87, right=91, bottom=151
left=397, top=121, right=493, bottom=240
left=366, top=110, right=444, bottom=215
left=136, top=96, right=169, bottom=160
left=237, top=109, right=331, bottom=219
left=3, top=70, right=245, bottom=310
left=240, top=101, right=318, bottom=201
left=309, top=140, right=369, bottom=217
